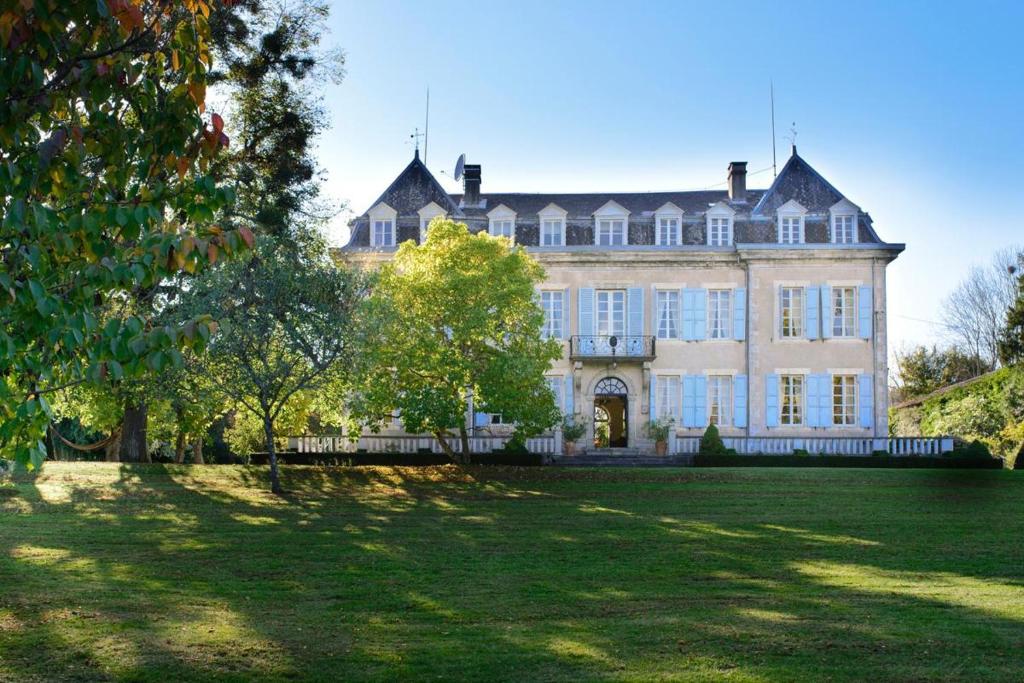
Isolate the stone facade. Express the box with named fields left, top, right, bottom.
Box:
left=341, top=149, right=904, bottom=451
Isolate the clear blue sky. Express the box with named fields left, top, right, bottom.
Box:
left=317, top=0, right=1024, bottom=354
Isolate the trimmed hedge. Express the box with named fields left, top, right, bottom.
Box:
left=249, top=451, right=547, bottom=467
left=693, top=454, right=1004, bottom=469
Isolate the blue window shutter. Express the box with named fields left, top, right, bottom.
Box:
left=564, top=374, right=574, bottom=416
left=820, top=374, right=834, bottom=428
left=681, top=289, right=695, bottom=340
left=734, top=375, right=748, bottom=428
left=859, top=374, right=874, bottom=429
left=682, top=375, right=696, bottom=427
left=858, top=286, right=873, bottom=339
left=733, top=288, right=746, bottom=341
left=806, top=286, right=820, bottom=340
left=765, top=374, right=779, bottom=428
left=628, top=287, right=644, bottom=336
left=821, top=286, right=833, bottom=339
left=649, top=375, right=657, bottom=419
left=695, top=375, right=708, bottom=427
left=474, top=412, right=490, bottom=427
left=694, top=289, right=707, bottom=340
left=578, top=287, right=594, bottom=337
left=562, top=288, right=570, bottom=340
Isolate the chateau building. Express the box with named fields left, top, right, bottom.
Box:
left=340, top=148, right=904, bottom=451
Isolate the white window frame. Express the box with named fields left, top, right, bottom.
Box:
left=487, top=204, right=517, bottom=242
left=707, top=289, right=732, bottom=339
left=832, top=374, right=857, bottom=426
left=593, top=200, right=630, bottom=246
left=776, top=199, right=807, bottom=245
left=780, top=374, right=804, bottom=426
left=708, top=375, right=733, bottom=426
left=780, top=287, right=804, bottom=338
left=596, top=289, right=626, bottom=336
left=540, top=290, right=564, bottom=340
left=829, top=198, right=859, bottom=244
left=656, top=374, right=680, bottom=420
left=368, top=202, right=397, bottom=247
left=705, top=202, right=736, bottom=246
left=538, top=203, right=567, bottom=247
left=418, top=201, right=446, bottom=242
left=831, top=286, right=857, bottom=338
left=656, top=289, right=679, bottom=340
left=654, top=203, right=683, bottom=246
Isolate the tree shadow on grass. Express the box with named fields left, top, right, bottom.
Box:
left=2, top=464, right=1023, bottom=681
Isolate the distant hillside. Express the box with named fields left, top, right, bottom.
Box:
left=890, top=365, right=1024, bottom=467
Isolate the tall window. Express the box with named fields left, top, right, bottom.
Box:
left=597, top=219, right=626, bottom=246
left=546, top=376, right=564, bottom=413
left=656, top=290, right=679, bottom=339
left=490, top=219, right=514, bottom=240
left=832, top=375, right=856, bottom=426
left=657, top=375, right=680, bottom=420
left=780, top=375, right=804, bottom=425
left=541, top=219, right=564, bottom=246
left=833, top=215, right=856, bottom=243
left=708, top=217, right=732, bottom=246
left=658, top=217, right=680, bottom=246
left=541, top=291, right=564, bottom=339
left=596, top=290, right=626, bottom=336
left=780, top=287, right=804, bottom=338
left=779, top=216, right=803, bottom=244
left=708, top=375, right=733, bottom=426
left=831, top=287, right=856, bottom=337
left=708, top=289, right=732, bottom=339
left=372, top=219, right=394, bottom=247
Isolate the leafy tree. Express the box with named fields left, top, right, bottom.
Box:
left=892, top=345, right=989, bottom=401
left=179, top=235, right=366, bottom=493
left=0, top=1, right=252, bottom=468
left=997, top=263, right=1024, bottom=366
left=351, top=219, right=562, bottom=462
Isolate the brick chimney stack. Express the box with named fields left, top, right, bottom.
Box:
left=463, top=164, right=481, bottom=206
left=728, top=162, right=747, bottom=202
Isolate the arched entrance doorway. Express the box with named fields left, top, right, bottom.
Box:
left=593, top=377, right=628, bottom=448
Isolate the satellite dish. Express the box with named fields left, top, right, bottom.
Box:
left=453, top=153, right=466, bottom=181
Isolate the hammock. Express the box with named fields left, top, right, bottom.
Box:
left=50, top=424, right=120, bottom=452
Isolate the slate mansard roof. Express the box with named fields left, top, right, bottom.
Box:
left=342, top=148, right=889, bottom=250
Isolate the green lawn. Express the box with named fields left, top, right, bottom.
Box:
left=2, top=463, right=1023, bottom=682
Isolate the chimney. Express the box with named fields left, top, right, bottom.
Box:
left=728, top=162, right=747, bottom=202
left=463, top=164, right=481, bottom=206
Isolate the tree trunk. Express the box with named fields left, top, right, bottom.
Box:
left=175, top=430, right=187, bottom=463
left=192, top=438, right=205, bottom=465
left=263, top=415, right=282, bottom=495
left=119, top=401, right=149, bottom=463
left=458, top=424, right=471, bottom=464
left=105, top=430, right=121, bottom=462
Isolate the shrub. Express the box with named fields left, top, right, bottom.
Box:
left=952, top=439, right=993, bottom=459
left=644, top=417, right=674, bottom=443
left=699, top=423, right=728, bottom=456
left=793, top=448, right=810, bottom=457
left=561, top=414, right=587, bottom=443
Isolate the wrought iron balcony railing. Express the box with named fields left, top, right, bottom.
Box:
left=569, top=335, right=656, bottom=361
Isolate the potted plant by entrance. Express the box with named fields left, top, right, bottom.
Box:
left=561, top=414, right=588, bottom=456
left=645, top=417, right=674, bottom=456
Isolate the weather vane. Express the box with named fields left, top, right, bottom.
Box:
left=409, top=127, right=424, bottom=155
left=786, top=122, right=798, bottom=153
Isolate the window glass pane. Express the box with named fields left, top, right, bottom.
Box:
left=832, top=375, right=856, bottom=425
left=657, top=375, right=680, bottom=419
left=781, top=287, right=804, bottom=337
left=657, top=290, right=679, bottom=339
left=708, top=375, right=732, bottom=426
left=541, top=291, right=563, bottom=339
left=781, top=375, right=803, bottom=425
left=708, top=290, right=731, bottom=339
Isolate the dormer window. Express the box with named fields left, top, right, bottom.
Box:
left=776, top=199, right=807, bottom=245
left=593, top=200, right=630, bottom=246
left=418, top=201, right=446, bottom=242
left=829, top=198, right=859, bottom=244
left=368, top=202, right=397, bottom=247
left=487, top=204, right=516, bottom=242
left=538, top=203, right=567, bottom=247
left=654, top=202, right=683, bottom=246
left=705, top=202, right=736, bottom=246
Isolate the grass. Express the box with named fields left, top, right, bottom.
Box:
left=2, top=463, right=1023, bottom=681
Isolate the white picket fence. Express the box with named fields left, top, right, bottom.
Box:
left=669, top=434, right=953, bottom=456
left=289, top=431, right=561, bottom=456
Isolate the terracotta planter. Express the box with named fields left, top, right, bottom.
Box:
left=655, top=440, right=668, bottom=456
left=563, top=440, right=576, bottom=456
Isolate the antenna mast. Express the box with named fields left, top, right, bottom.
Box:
left=424, top=87, right=430, bottom=165
left=770, top=80, right=777, bottom=178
